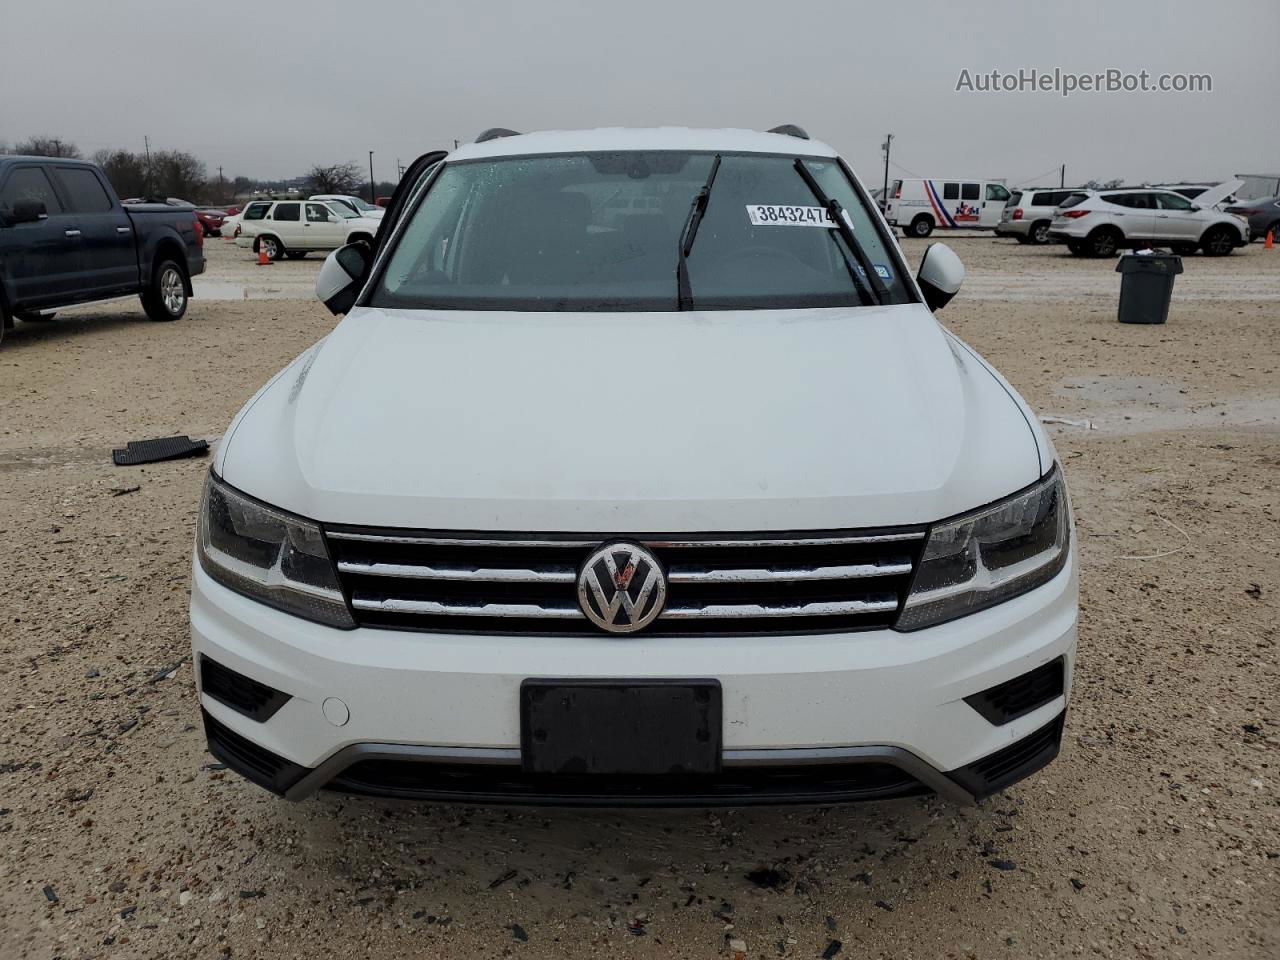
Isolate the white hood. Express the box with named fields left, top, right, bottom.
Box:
left=1197, top=179, right=1244, bottom=208
left=217, top=304, right=1044, bottom=532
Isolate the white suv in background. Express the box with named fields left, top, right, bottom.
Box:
left=1050, top=185, right=1249, bottom=256
left=192, top=127, right=1076, bottom=808
left=310, top=194, right=385, bottom=219
left=995, top=188, right=1081, bottom=245
left=236, top=199, right=381, bottom=260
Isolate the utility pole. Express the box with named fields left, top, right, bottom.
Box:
left=1060, top=163, right=1066, bottom=188
left=368, top=151, right=375, bottom=203
left=217, top=165, right=225, bottom=204
left=881, top=134, right=894, bottom=208
left=454, top=139, right=459, bottom=150
left=143, top=135, right=153, bottom=197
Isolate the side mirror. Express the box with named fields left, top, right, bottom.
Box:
left=10, top=199, right=48, bottom=224
left=316, top=241, right=372, bottom=315
left=1189, top=205, right=1202, bottom=212
left=916, top=242, right=965, bottom=311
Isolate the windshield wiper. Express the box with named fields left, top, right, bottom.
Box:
left=676, top=153, right=722, bottom=310
left=793, top=159, right=887, bottom=306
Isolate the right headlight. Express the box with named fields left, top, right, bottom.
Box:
left=197, top=472, right=355, bottom=629
left=896, top=465, right=1070, bottom=631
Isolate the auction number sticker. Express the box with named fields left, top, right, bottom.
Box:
left=747, top=204, right=838, bottom=227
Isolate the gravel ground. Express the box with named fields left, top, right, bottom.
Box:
left=2, top=239, right=1277, bottom=959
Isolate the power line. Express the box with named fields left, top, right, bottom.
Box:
left=889, top=158, right=923, bottom=179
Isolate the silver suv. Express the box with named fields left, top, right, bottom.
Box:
left=995, top=188, right=1080, bottom=245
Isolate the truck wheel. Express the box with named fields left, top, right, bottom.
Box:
left=1087, top=228, right=1121, bottom=257
left=141, top=260, right=188, bottom=322
left=908, top=215, right=934, bottom=238
left=1030, top=221, right=1052, bottom=244
left=258, top=235, right=285, bottom=261
left=15, top=311, right=56, bottom=322
left=1200, top=225, right=1235, bottom=256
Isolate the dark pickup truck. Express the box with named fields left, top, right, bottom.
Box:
left=0, top=156, right=205, bottom=348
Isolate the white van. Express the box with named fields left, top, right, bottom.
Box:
left=885, top=179, right=1013, bottom=237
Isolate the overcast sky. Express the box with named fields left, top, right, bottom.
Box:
left=2, top=0, right=1277, bottom=189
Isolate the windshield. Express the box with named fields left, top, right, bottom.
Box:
left=348, top=196, right=377, bottom=212
left=326, top=203, right=358, bottom=219
left=371, top=151, right=912, bottom=312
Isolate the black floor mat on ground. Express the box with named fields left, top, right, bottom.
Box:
left=112, top=435, right=209, bottom=466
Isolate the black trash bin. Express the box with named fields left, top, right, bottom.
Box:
left=1116, top=253, right=1183, bottom=324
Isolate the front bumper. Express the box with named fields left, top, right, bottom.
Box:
left=191, top=553, right=1077, bottom=805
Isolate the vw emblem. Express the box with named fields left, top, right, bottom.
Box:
left=577, top=542, right=667, bottom=634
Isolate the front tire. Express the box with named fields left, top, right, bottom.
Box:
left=908, top=215, right=935, bottom=238
left=258, top=235, right=285, bottom=261
left=141, top=260, right=188, bottom=322
left=1200, top=225, right=1236, bottom=256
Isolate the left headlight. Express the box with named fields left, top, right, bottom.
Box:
left=896, top=465, right=1070, bottom=632
left=197, top=472, right=355, bottom=629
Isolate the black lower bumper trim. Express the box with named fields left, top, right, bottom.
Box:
left=204, top=708, right=1048, bottom=808
left=202, top=709, right=307, bottom=796
left=323, top=758, right=929, bottom=807
left=946, top=711, right=1065, bottom=799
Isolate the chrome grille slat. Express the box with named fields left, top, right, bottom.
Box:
left=327, top=531, right=925, bottom=548
left=328, top=527, right=924, bottom=636
left=667, top=560, right=911, bottom=583
left=352, top=596, right=585, bottom=619
left=338, top=561, right=576, bottom=583
left=663, top=597, right=899, bottom=619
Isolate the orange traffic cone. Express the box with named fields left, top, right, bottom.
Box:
left=1266, top=230, right=1274, bottom=250
left=256, top=238, right=272, bottom=266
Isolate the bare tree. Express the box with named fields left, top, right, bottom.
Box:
left=151, top=150, right=207, bottom=200
left=91, top=149, right=150, bottom=199
left=308, top=161, right=362, bottom=195
left=13, top=135, right=82, bottom=158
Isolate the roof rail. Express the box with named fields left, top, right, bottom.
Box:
left=475, top=128, right=521, bottom=143
left=767, top=124, right=809, bottom=140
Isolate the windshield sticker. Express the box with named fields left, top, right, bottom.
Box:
left=747, top=205, right=839, bottom=227
left=853, top=264, right=894, bottom=281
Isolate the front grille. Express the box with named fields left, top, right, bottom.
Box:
left=325, top=527, right=926, bottom=636
left=326, top=758, right=925, bottom=806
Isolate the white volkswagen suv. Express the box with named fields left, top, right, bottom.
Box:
left=191, top=127, right=1077, bottom=807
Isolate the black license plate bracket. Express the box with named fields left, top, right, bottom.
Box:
left=520, top=679, right=722, bottom=775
